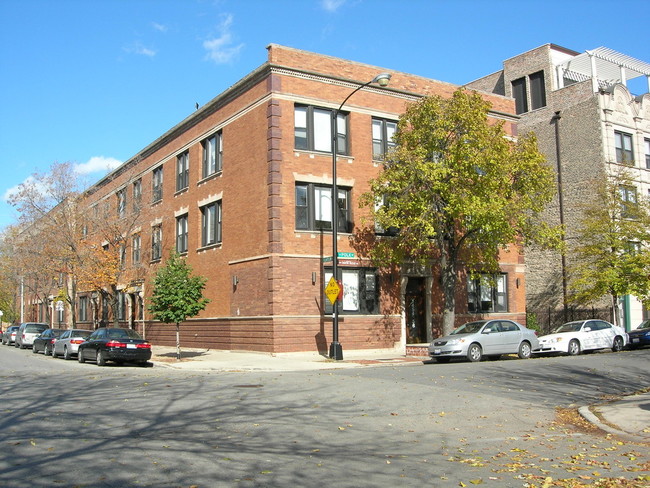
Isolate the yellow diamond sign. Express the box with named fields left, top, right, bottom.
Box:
left=325, top=276, right=341, bottom=305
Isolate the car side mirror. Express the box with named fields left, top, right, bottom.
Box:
left=584, top=326, right=591, bottom=332
left=482, top=328, right=492, bottom=334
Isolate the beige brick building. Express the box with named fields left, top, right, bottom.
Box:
left=467, top=44, right=650, bottom=331
left=34, top=45, right=527, bottom=354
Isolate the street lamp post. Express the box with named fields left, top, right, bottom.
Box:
left=329, top=72, right=391, bottom=361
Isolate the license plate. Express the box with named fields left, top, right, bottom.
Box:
left=632, top=338, right=639, bottom=343
left=127, top=344, right=136, bottom=349
left=433, top=349, right=441, bottom=355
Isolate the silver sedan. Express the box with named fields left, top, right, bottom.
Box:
left=52, top=329, right=92, bottom=360
left=428, top=319, right=540, bottom=363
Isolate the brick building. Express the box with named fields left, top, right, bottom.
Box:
left=36, top=44, right=526, bottom=354
left=467, top=44, right=650, bottom=330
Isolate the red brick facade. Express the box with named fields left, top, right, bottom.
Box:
left=69, top=44, right=526, bottom=354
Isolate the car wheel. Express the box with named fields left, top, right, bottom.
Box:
left=612, top=336, right=624, bottom=353
left=97, top=349, right=107, bottom=367
left=518, top=341, right=532, bottom=359
left=44, top=344, right=51, bottom=356
left=78, top=349, right=85, bottom=363
left=467, top=343, right=482, bottom=362
left=32, top=345, right=39, bottom=354
left=435, top=357, right=451, bottom=363
left=51, top=348, right=58, bottom=358
left=568, top=339, right=581, bottom=356
left=63, top=346, right=71, bottom=360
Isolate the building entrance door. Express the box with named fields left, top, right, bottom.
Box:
left=405, top=277, right=427, bottom=344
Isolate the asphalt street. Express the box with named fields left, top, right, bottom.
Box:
left=1, top=345, right=648, bottom=488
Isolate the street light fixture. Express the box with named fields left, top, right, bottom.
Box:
left=329, top=72, right=391, bottom=361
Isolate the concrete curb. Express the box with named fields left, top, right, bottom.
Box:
left=578, top=403, right=650, bottom=444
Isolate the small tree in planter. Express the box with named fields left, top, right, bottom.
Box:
left=148, top=252, right=210, bottom=360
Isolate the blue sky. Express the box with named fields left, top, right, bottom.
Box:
left=0, top=0, right=648, bottom=230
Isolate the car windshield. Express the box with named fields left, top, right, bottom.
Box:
left=635, top=320, right=650, bottom=330
left=107, top=329, right=143, bottom=340
left=450, top=322, right=485, bottom=335
left=553, top=322, right=584, bottom=333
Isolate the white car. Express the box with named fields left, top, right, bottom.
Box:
left=536, top=319, right=627, bottom=356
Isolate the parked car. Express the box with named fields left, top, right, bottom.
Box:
left=536, top=319, right=627, bottom=356
left=15, top=322, right=49, bottom=349
left=628, top=319, right=650, bottom=349
left=32, top=328, right=63, bottom=355
left=52, top=329, right=92, bottom=359
left=78, top=328, right=152, bottom=366
left=428, top=319, right=539, bottom=363
left=2, top=325, right=20, bottom=345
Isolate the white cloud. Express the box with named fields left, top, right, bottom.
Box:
left=124, top=41, right=157, bottom=57
left=74, top=156, right=122, bottom=175
left=203, top=14, right=244, bottom=64
left=3, top=175, right=43, bottom=202
left=321, top=0, right=346, bottom=12
left=152, top=22, right=168, bottom=33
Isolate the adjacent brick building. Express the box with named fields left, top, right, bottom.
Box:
left=33, top=45, right=527, bottom=354
left=467, top=44, right=650, bottom=330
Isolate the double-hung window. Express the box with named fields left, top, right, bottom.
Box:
left=529, top=71, right=546, bottom=110
left=294, top=105, right=348, bottom=154
left=132, top=234, right=141, bottom=264
left=176, top=214, right=188, bottom=253
left=201, top=201, right=222, bottom=247
left=615, top=131, right=634, bottom=165
left=78, top=296, right=88, bottom=322
left=152, top=166, right=163, bottom=203
left=511, top=77, right=528, bottom=114
left=372, top=118, right=397, bottom=160
left=644, top=138, right=650, bottom=169
left=202, top=131, right=223, bottom=178
left=295, top=183, right=351, bottom=232
left=151, top=225, right=162, bottom=261
left=619, top=185, right=638, bottom=218
left=467, top=274, right=508, bottom=313
left=176, top=151, right=189, bottom=191
left=132, top=179, right=142, bottom=212
left=117, top=189, right=126, bottom=218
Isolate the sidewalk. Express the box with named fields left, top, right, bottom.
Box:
left=150, top=346, right=650, bottom=444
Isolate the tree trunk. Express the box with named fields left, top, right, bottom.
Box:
left=440, top=252, right=457, bottom=336
left=175, top=322, right=181, bottom=361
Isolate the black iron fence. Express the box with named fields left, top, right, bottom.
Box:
left=526, top=306, right=613, bottom=336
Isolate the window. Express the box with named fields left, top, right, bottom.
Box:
left=467, top=274, right=508, bottom=313
left=119, top=244, right=126, bottom=268
left=294, top=105, right=348, bottom=154
left=372, top=118, right=397, bottom=160
left=511, top=77, right=528, bottom=114
left=132, top=179, right=142, bottom=212
left=615, top=131, right=634, bottom=165
left=529, top=71, right=546, bottom=110
left=202, top=131, right=223, bottom=178
left=295, top=183, right=351, bottom=232
left=117, top=189, right=126, bottom=218
left=176, top=214, right=188, bottom=253
left=645, top=138, right=650, bottom=169
left=132, top=234, right=141, bottom=264
left=79, top=296, right=88, bottom=322
left=619, top=185, right=637, bottom=218
left=152, top=166, right=163, bottom=202
left=201, top=201, right=222, bottom=247
left=117, top=291, right=126, bottom=321
left=151, top=225, right=162, bottom=261
left=323, top=268, right=379, bottom=315
left=176, top=151, right=189, bottom=191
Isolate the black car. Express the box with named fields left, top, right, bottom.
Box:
left=78, top=328, right=152, bottom=367
left=32, top=328, right=63, bottom=355
left=628, top=319, right=650, bottom=349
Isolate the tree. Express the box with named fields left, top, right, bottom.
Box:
left=358, top=89, right=561, bottom=336
left=569, top=171, right=650, bottom=326
left=148, top=252, right=210, bottom=360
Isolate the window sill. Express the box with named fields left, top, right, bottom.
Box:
left=197, top=242, right=222, bottom=253
left=175, top=187, right=189, bottom=197
left=198, top=171, right=222, bottom=186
